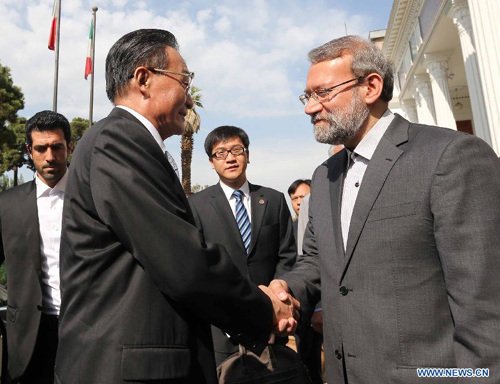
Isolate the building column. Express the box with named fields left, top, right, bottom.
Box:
left=424, top=51, right=457, bottom=130
left=401, top=99, right=418, bottom=123
left=449, top=0, right=492, bottom=145
left=412, top=74, right=436, bottom=125
left=468, top=0, right=500, bottom=155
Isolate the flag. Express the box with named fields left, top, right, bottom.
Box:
left=48, top=0, right=59, bottom=50
left=85, top=19, right=94, bottom=80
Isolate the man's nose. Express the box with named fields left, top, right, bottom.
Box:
left=225, top=151, right=237, bottom=161
left=45, top=148, right=55, bottom=161
left=186, top=92, right=194, bottom=109
left=304, top=98, right=323, bottom=116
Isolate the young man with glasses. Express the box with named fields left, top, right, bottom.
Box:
left=189, top=125, right=297, bottom=366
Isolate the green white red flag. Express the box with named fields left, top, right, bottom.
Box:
left=48, top=0, right=59, bottom=50
left=85, top=19, right=94, bottom=79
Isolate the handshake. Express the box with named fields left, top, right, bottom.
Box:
left=259, top=279, right=300, bottom=338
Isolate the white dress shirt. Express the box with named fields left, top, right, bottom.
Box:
left=220, top=180, right=252, bottom=223
left=35, top=170, right=68, bottom=315
left=341, top=109, right=395, bottom=250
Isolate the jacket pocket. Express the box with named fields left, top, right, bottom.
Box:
left=367, top=201, right=417, bottom=223
left=121, top=345, right=191, bottom=380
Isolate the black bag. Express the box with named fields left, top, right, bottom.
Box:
left=217, top=344, right=312, bottom=384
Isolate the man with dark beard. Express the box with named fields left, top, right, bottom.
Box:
left=269, top=35, right=500, bottom=383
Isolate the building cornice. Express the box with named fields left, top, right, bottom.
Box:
left=383, top=0, right=424, bottom=69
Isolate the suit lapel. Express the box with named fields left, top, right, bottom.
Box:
left=211, top=184, right=246, bottom=252
left=20, top=180, right=43, bottom=279
left=110, top=107, right=194, bottom=224
left=341, top=115, right=408, bottom=281
left=249, top=183, right=266, bottom=255
left=329, top=150, right=348, bottom=267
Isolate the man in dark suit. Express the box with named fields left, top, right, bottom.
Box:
left=189, top=126, right=297, bottom=365
left=0, top=110, right=72, bottom=383
left=55, top=29, right=299, bottom=384
left=271, top=35, right=500, bottom=383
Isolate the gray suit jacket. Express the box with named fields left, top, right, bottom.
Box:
left=285, top=114, right=500, bottom=383
left=0, top=180, right=43, bottom=381
left=55, top=108, right=273, bottom=384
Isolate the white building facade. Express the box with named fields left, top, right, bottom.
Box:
left=381, top=0, right=500, bottom=155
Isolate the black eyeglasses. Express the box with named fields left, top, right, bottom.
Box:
left=210, top=146, right=247, bottom=160
left=299, top=77, right=364, bottom=105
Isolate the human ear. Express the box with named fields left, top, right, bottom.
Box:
left=361, top=73, right=383, bottom=105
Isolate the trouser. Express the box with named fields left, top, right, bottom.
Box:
left=19, top=314, right=58, bottom=384
left=296, top=326, right=324, bottom=384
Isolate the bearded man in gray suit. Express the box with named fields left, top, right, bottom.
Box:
left=270, top=35, right=500, bottom=383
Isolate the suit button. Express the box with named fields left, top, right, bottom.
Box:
left=339, top=286, right=349, bottom=296
left=247, top=261, right=252, bottom=266
left=335, top=350, right=342, bottom=360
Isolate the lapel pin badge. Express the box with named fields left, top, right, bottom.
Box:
left=259, top=199, right=265, bottom=205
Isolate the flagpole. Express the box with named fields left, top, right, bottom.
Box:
left=53, top=0, right=61, bottom=112
left=89, top=6, right=98, bottom=128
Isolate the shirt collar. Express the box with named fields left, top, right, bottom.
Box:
left=116, top=105, right=166, bottom=153
left=352, top=109, right=394, bottom=161
left=35, top=169, right=68, bottom=198
left=220, top=180, right=250, bottom=201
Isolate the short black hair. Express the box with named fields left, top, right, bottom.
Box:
left=204, top=126, right=250, bottom=157
left=288, top=179, right=311, bottom=196
left=25, top=110, right=71, bottom=147
left=105, top=29, right=179, bottom=103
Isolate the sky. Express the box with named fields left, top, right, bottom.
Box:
left=1, top=0, right=394, bottom=209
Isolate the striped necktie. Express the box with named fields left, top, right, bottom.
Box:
left=164, top=150, right=180, bottom=179
left=233, top=190, right=251, bottom=254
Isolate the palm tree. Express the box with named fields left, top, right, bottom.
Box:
left=181, top=86, right=203, bottom=194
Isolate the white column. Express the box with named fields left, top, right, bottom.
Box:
left=424, top=51, right=457, bottom=130
left=449, top=0, right=492, bottom=145
left=401, top=99, right=418, bottom=123
left=412, top=74, right=436, bottom=125
left=468, top=0, right=500, bottom=155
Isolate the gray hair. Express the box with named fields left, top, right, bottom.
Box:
left=308, top=35, right=394, bottom=102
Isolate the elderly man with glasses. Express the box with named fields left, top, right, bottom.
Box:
left=188, top=125, right=297, bottom=367
left=55, top=30, right=299, bottom=384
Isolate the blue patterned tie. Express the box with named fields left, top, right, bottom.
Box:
left=233, top=190, right=251, bottom=254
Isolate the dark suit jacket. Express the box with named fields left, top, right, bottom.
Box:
left=0, top=180, right=43, bottom=381
left=285, top=114, right=500, bottom=383
left=189, top=183, right=296, bottom=357
left=55, top=108, right=273, bottom=384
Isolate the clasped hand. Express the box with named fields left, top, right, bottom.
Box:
left=259, top=279, right=300, bottom=338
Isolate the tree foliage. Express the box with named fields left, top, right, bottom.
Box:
left=191, top=183, right=210, bottom=194
left=181, top=86, right=203, bottom=194
left=0, top=62, right=24, bottom=128
left=0, top=62, right=25, bottom=185
left=69, top=117, right=91, bottom=160
left=0, top=117, right=28, bottom=185
left=0, top=174, right=24, bottom=193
